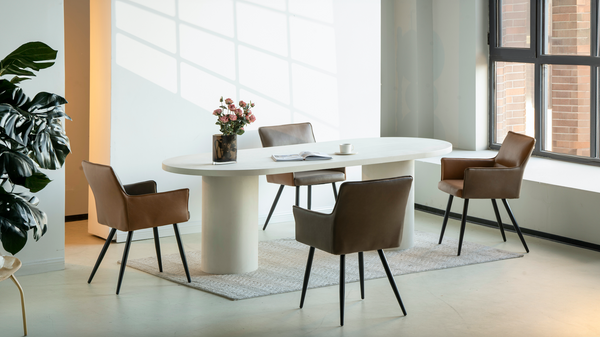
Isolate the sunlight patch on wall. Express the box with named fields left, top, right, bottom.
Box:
left=291, top=63, right=339, bottom=124
left=236, top=2, right=288, bottom=57
left=180, top=62, right=236, bottom=111
left=238, top=46, right=290, bottom=105
left=178, top=0, right=234, bottom=38
left=239, top=89, right=291, bottom=130
left=179, top=24, right=236, bottom=80
left=290, top=17, right=337, bottom=72
left=115, top=1, right=176, bottom=53
left=116, top=33, right=177, bottom=93
left=128, top=0, right=175, bottom=16
left=289, top=0, right=334, bottom=24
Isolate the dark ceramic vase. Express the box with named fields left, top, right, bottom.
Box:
left=212, top=134, right=237, bottom=164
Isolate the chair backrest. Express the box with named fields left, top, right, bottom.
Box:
left=495, top=131, right=535, bottom=168
left=82, top=160, right=129, bottom=231
left=258, top=122, right=316, bottom=148
left=331, top=176, right=413, bottom=255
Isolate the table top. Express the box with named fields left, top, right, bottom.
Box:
left=162, top=137, right=452, bottom=177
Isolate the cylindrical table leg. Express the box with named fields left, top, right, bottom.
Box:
left=201, top=175, right=259, bottom=274
left=10, top=275, right=27, bottom=336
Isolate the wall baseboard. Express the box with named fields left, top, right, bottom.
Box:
left=65, top=214, right=88, bottom=222
left=16, top=257, right=65, bottom=276
left=415, top=204, right=600, bottom=253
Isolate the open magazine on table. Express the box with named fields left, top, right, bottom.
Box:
left=271, top=151, right=332, bottom=161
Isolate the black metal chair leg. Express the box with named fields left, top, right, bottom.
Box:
left=332, top=182, right=338, bottom=200
left=307, top=185, right=312, bottom=210
left=340, top=254, right=345, bottom=326
left=173, top=223, right=192, bottom=282
left=116, top=231, right=134, bottom=295
left=438, top=195, right=454, bottom=244
left=300, top=247, right=315, bottom=308
left=491, top=199, right=507, bottom=242
left=295, top=186, right=300, bottom=207
left=378, top=249, right=407, bottom=315
left=457, top=199, right=469, bottom=256
left=263, top=185, right=285, bottom=230
left=358, top=252, right=365, bottom=299
left=153, top=227, right=163, bottom=272
left=501, top=199, right=529, bottom=253
left=88, top=228, right=117, bottom=284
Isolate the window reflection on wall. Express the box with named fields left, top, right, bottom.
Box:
left=114, top=0, right=340, bottom=139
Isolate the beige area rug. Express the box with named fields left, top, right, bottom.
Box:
left=125, top=231, right=522, bottom=300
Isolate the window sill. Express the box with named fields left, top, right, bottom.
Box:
left=417, top=149, right=600, bottom=194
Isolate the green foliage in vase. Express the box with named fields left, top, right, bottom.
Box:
left=0, top=41, right=71, bottom=255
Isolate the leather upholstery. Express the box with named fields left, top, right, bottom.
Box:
left=294, top=176, right=413, bottom=255
left=259, top=122, right=346, bottom=186
left=438, top=131, right=535, bottom=199
left=82, top=161, right=190, bottom=232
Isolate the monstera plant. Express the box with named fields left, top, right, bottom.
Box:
left=0, top=41, right=71, bottom=255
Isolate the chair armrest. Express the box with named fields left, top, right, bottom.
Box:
left=125, top=188, right=190, bottom=230
left=463, top=167, right=524, bottom=199
left=123, top=180, right=157, bottom=195
left=440, top=157, right=495, bottom=180
left=293, top=206, right=335, bottom=253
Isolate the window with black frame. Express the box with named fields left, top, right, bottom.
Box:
left=489, top=0, right=600, bottom=164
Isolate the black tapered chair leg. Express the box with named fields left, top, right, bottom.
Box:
left=358, top=252, right=365, bottom=300
left=339, top=254, right=345, bottom=326
left=332, top=182, right=338, bottom=200
left=491, top=199, right=507, bottom=242
left=153, top=227, right=163, bottom=272
left=501, top=199, right=529, bottom=253
left=116, top=231, right=134, bottom=295
left=173, top=223, right=192, bottom=282
left=378, top=249, right=407, bottom=315
left=438, top=195, right=454, bottom=244
left=263, top=185, right=285, bottom=230
left=307, top=185, right=312, bottom=210
left=88, top=228, right=117, bottom=284
left=300, top=247, right=315, bottom=308
left=295, top=186, right=300, bottom=207
left=457, top=199, right=469, bottom=256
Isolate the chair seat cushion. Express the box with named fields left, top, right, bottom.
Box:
left=438, top=179, right=464, bottom=198
left=294, top=170, right=346, bottom=186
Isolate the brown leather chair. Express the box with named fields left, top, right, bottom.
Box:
left=82, top=160, right=192, bottom=294
left=259, top=122, right=346, bottom=230
left=437, top=131, right=535, bottom=255
left=293, top=176, right=413, bottom=326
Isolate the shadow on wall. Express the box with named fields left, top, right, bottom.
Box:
left=395, top=24, right=445, bottom=139
left=114, top=0, right=343, bottom=147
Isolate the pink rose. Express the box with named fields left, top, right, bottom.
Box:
left=225, top=98, right=234, bottom=104
left=229, top=114, right=237, bottom=121
left=228, top=104, right=236, bottom=111
left=251, top=103, right=255, bottom=107
left=248, top=114, right=256, bottom=123
left=213, top=108, right=222, bottom=116
left=246, top=110, right=252, bottom=115
left=236, top=108, right=243, bottom=115
left=219, top=115, right=228, bottom=123
left=239, top=101, right=246, bottom=107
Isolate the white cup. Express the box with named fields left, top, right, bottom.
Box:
left=339, top=143, right=353, bottom=154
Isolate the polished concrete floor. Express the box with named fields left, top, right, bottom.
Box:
left=1, top=211, right=600, bottom=337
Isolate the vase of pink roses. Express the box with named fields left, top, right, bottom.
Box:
left=212, top=96, right=257, bottom=164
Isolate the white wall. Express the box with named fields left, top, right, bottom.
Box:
left=87, top=0, right=382, bottom=240
left=1, top=0, right=66, bottom=274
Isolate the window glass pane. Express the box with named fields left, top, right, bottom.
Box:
left=544, top=0, right=591, bottom=56
left=544, top=64, right=591, bottom=156
left=495, top=62, right=535, bottom=143
left=498, top=0, right=531, bottom=48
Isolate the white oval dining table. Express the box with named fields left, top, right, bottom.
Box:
left=163, top=137, right=452, bottom=274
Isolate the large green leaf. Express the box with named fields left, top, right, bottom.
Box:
left=0, top=191, right=48, bottom=254
left=0, top=42, right=57, bottom=82
left=31, top=118, right=71, bottom=170
left=0, top=147, right=51, bottom=192
left=0, top=79, right=31, bottom=109
left=0, top=103, right=33, bottom=146
left=0, top=217, right=28, bottom=255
